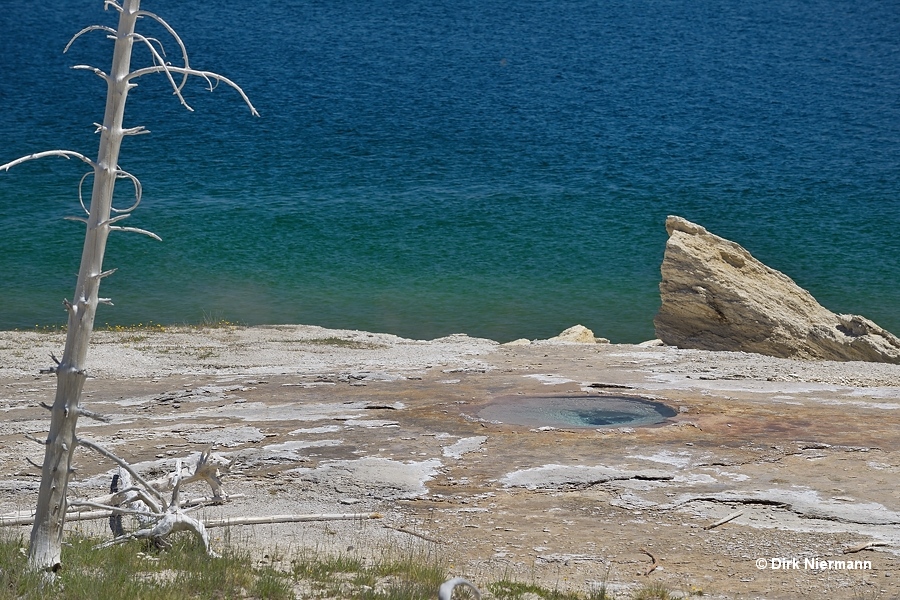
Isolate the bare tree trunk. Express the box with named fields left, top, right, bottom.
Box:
left=28, top=1, right=141, bottom=572
left=2, top=0, right=256, bottom=571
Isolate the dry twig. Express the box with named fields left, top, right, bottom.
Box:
left=640, top=547, right=658, bottom=575
left=843, top=541, right=888, bottom=554
left=703, top=511, right=744, bottom=530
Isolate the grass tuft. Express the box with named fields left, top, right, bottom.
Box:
left=0, top=532, right=685, bottom=600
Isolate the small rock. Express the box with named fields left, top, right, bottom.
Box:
left=548, top=325, right=602, bottom=344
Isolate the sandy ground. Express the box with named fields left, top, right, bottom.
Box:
left=2, top=324, right=900, bottom=599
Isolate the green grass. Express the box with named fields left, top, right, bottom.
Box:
left=0, top=534, right=278, bottom=600
left=295, top=337, right=387, bottom=350
left=489, top=580, right=613, bottom=599
left=0, top=532, right=683, bottom=599
left=288, top=543, right=453, bottom=599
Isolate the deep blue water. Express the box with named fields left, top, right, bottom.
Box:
left=1, top=0, right=898, bottom=342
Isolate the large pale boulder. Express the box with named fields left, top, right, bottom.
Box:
left=654, top=216, right=900, bottom=363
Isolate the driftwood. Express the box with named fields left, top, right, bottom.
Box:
left=703, top=511, right=744, bottom=531
left=640, top=547, right=658, bottom=576
left=382, top=524, right=445, bottom=544
left=204, top=513, right=382, bottom=528
left=843, top=541, right=889, bottom=554
left=0, top=496, right=247, bottom=527
left=2, top=510, right=380, bottom=531
left=2, top=444, right=381, bottom=556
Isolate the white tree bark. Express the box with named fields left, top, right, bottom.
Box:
left=27, top=1, right=142, bottom=572
left=0, top=0, right=257, bottom=572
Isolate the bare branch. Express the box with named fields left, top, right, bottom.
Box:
left=640, top=547, right=659, bottom=576
left=110, top=169, right=142, bottom=213
left=98, top=298, right=114, bottom=306
left=71, top=64, right=110, bottom=82
left=704, top=511, right=744, bottom=531
left=108, top=225, right=162, bottom=241
left=180, top=495, right=244, bottom=513
left=76, top=407, right=112, bottom=423
left=68, top=499, right=154, bottom=516
left=136, top=10, right=191, bottom=91
left=104, top=0, right=123, bottom=13
left=169, top=459, right=184, bottom=508
left=40, top=353, right=62, bottom=375
left=86, top=484, right=160, bottom=516
left=126, top=37, right=198, bottom=112
left=122, top=126, right=150, bottom=136
left=25, top=434, right=47, bottom=446
left=204, top=513, right=383, bottom=528
left=26, top=458, right=43, bottom=470
left=382, top=524, right=444, bottom=544
left=0, top=150, right=96, bottom=172
left=94, top=268, right=118, bottom=280
left=127, top=65, right=259, bottom=116
left=78, top=171, right=93, bottom=214
left=129, top=33, right=167, bottom=64
left=63, top=216, right=89, bottom=225
left=64, top=25, right=117, bottom=53
left=844, top=541, right=889, bottom=554
left=102, top=214, right=131, bottom=226
left=0, top=512, right=39, bottom=527
left=77, top=439, right=167, bottom=509
left=95, top=511, right=214, bottom=555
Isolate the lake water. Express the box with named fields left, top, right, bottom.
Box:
left=1, top=0, right=897, bottom=342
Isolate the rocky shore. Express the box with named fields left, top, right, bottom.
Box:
left=1, top=324, right=900, bottom=599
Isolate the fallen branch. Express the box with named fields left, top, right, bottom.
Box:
left=703, top=511, right=743, bottom=531
left=843, top=541, right=888, bottom=554
left=0, top=497, right=237, bottom=527
left=382, top=524, right=444, bottom=544
left=204, top=513, right=382, bottom=528
left=640, top=547, right=658, bottom=576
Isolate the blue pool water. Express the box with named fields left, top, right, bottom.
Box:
left=1, top=0, right=897, bottom=342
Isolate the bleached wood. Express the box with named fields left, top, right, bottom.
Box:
left=71, top=64, right=110, bottom=81
left=121, top=125, right=149, bottom=135
left=438, top=577, right=482, bottom=600
left=79, top=438, right=167, bottom=509
left=703, top=510, right=744, bottom=530
left=0, top=495, right=247, bottom=527
left=5, top=0, right=255, bottom=571
left=204, top=513, right=383, bottom=528
left=135, top=10, right=190, bottom=91
left=127, top=65, right=259, bottom=116
left=0, top=150, right=96, bottom=172
left=96, top=510, right=214, bottom=554
left=64, top=25, right=117, bottom=53
left=129, top=34, right=166, bottom=63
left=110, top=170, right=143, bottom=213
left=108, top=225, right=162, bottom=240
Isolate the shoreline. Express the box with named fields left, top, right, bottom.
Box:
left=3, top=322, right=900, bottom=385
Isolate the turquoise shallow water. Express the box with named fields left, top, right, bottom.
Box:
left=1, top=0, right=898, bottom=342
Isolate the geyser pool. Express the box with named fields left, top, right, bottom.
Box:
left=478, top=395, right=677, bottom=428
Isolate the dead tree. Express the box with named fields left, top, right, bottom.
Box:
left=0, top=0, right=257, bottom=572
